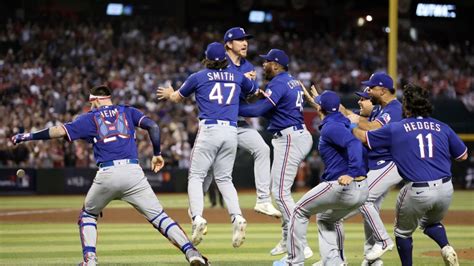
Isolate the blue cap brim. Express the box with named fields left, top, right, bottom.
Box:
left=361, top=80, right=375, bottom=87
left=355, top=91, right=370, bottom=99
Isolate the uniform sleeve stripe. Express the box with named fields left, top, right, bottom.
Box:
left=61, top=124, right=72, bottom=142
left=365, top=131, right=372, bottom=150
left=266, top=97, right=277, bottom=106
left=375, top=119, right=384, bottom=126
left=455, top=147, right=468, bottom=160
left=178, top=90, right=185, bottom=98
left=138, top=116, right=146, bottom=127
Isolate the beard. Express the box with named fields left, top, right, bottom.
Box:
left=263, top=67, right=273, bottom=81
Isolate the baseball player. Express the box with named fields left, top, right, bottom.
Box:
left=11, top=85, right=209, bottom=266
left=202, top=27, right=281, bottom=218
left=156, top=42, right=256, bottom=248
left=353, top=83, right=467, bottom=266
left=274, top=90, right=369, bottom=266
left=340, top=72, right=403, bottom=265
left=238, top=49, right=314, bottom=259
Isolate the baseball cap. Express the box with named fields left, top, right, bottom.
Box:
left=259, top=49, right=289, bottom=69
left=205, top=42, right=226, bottom=61
left=224, top=27, right=253, bottom=43
left=355, top=87, right=371, bottom=99
left=315, top=90, right=340, bottom=113
left=361, top=72, right=394, bottom=92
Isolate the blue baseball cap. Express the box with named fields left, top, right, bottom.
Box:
left=259, top=49, right=289, bottom=69
left=315, top=90, right=340, bottom=113
left=205, top=42, right=226, bottom=61
left=224, top=27, right=253, bottom=43
left=361, top=72, right=394, bottom=92
left=355, top=87, right=371, bottom=99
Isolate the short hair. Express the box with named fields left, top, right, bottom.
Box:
left=201, top=58, right=229, bottom=70
left=402, top=83, right=433, bottom=117
left=90, top=85, right=112, bottom=96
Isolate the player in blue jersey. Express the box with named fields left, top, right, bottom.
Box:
left=202, top=27, right=281, bottom=218
left=338, top=72, right=403, bottom=264
left=239, top=48, right=314, bottom=259
left=353, top=84, right=467, bottom=266
left=157, top=42, right=256, bottom=248
left=273, top=90, right=368, bottom=266
left=11, top=85, right=209, bottom=266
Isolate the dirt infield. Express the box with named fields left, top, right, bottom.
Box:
left=1, top=208, right=473, bottom=225
left=423, top=248, right=474, bottom=261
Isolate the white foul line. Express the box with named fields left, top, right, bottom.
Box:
left=0, top=208, right=76, bottom=216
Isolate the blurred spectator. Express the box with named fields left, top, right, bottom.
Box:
left=0, top=17, right=472, bottom=168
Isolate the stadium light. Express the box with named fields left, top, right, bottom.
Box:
left=366, top=15, right=373, bottom=22
left=357, top=17, right=365, bottom=27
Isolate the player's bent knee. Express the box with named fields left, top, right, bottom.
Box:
left=394, top=227, right=415, bottom=239
left=78, top=209, right=98, bottom=226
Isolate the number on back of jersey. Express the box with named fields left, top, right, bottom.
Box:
left=209, top=82, right=236, bottom=105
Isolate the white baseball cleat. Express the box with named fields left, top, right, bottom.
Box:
left=254, top=202, right=282, bottom=218
left=365, top=241, right=394, bottom=261
left=270, top=239, right=288, bottom=256
left=191, top=215, right=207, bottom=246
left=304, top=246, right=314, bottom=259
left=232, top=215, right=247, bottom=248
left=361, top=258, right=384, bottom=266
left=441, top=245, right=459, bottom=266
left=188, top=209, right=207, bottom=235
left=78, top=254, right=97, bottom=266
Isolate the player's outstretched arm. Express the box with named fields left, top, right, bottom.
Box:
left=352, top=127, right=368, bottom=145
left=11, top=125, right=67, bottom=145
left=138, top=117, right=165, bottom=172
left=156, top=85, right=183, bottom=103
left=298, top=81, right=319, bottom=109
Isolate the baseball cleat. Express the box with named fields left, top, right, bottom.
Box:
left=188, top=209, right=207, bottom=235
left=304, top=246, right=314, bottom=259
left=270, top=239, right=288, bottom=256
left=232, top=215, right=247, bottom=248
left=365, top=241, right=394, bottom=261
left=361, top=258, right=384, bottom=266
left=189, top=256, right=210, bottom=266
left=254, top=202, right=282, bottom=218
left=78, top=253, right=97, bottom=266
left=191, top=216, right=207, bottom=246
left=441, top=245, right=459, bottom=266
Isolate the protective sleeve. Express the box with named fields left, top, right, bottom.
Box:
left=139, top=117, right=162, bottom=156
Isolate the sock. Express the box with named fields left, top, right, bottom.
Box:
left=396, top=236, right=413, bottom=266
left=423, top=223, right=449, bottom=248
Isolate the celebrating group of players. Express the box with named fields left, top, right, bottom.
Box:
left=11, top=26, right=468, bottom=266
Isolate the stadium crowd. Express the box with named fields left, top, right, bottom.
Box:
left=0, top=18, right=472, bottom=169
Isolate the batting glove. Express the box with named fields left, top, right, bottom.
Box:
left=11, top=133, right=32, bottom=145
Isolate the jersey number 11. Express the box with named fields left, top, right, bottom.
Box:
left=416, top=133, right=433, bottom=159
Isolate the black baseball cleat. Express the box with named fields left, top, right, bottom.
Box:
left=189, top=256, right=210, bottom=266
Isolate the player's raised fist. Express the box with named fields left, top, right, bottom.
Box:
left=11, top=133, right=32, bottom=145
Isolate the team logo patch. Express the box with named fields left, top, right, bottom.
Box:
left=265, top=89, right=273, bottom=97
left=380, top=113, right=391, bottom=123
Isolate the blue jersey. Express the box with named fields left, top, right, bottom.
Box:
left=366, top=116, right=467, bottom=182
left=367, top=99, right=402, bottom=170
left=318, top=112, right=366, bottom=181
left=178, top=68, right=256, bottom=122
left=263, top=72, right=305, bottom=133
left=226, top=54, right=259, bottom=101
left=63, top=105, right=146, bottom=164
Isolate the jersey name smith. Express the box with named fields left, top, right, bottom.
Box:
left=207, top=72, right=235, bottom=81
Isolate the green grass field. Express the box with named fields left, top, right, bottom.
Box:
left=1, top=190, right=473, bottom=265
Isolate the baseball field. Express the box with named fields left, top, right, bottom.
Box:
left=1, top=190, right=473, bottom=265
